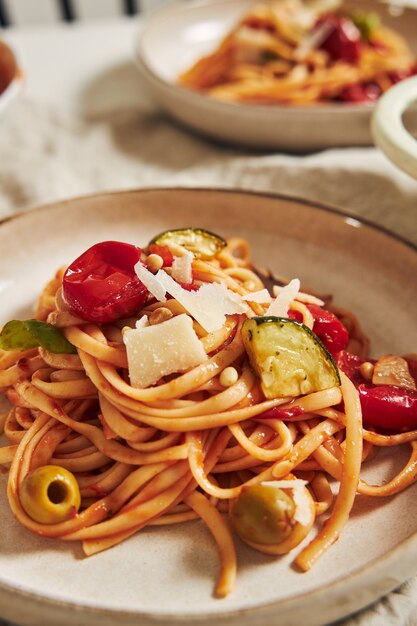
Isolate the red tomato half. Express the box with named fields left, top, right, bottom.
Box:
left=62, top=241, right=148, bottom=323
left=317, top=15, right=361, bottom=63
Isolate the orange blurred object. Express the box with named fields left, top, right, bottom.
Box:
left=0, top=40, right=17, bottom=95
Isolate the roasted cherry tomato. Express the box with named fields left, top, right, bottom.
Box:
left=338, top=82, right=382, bottom=103
left=358, top=384, right=417, bottom=430
left=289, top=304, right=349, bottom=356
left=317, top=15, right=361, bottom=63
left=62, top=241, right=148, bottom=323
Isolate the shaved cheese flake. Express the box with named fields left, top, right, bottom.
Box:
left=156, top=270, right=249, bottom=333
left=123, top=313, right=207, bottom=388
left=292, top=484, right=312, bottom=526
left=272, top=285, right=324, bottom=306
left=266, top=278, right=300, bottom=317
left=135, top=315, right=149, bottom=329
left=241, top=289, right=272, bottom=304
left=262, top=479, right=311, bottom=526
left=171, top=250, right=193, bottom=284
left=134, top=261, right=166, bottom=302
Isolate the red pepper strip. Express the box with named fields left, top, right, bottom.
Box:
left=335, top=350, right=367, bottom=386
left=289, top=305, right=349, bottom=357
left=255, top=406, right=305, bottom=421
left=148, top=244, right=174, bottom=267
left=178, top=281, right=200, bottom=292
left=358, top=384, right=417, bottom=430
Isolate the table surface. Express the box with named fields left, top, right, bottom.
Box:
left=5, top=16, right=145, bottom=114
left=1, top=10, right=417, bottom=626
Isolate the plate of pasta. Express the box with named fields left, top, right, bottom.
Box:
left=0, top=187, right=417, bottom=626
left=135, top=0, right=417, bottom=150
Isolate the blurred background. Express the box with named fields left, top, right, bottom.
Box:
left=0, top=0, right=169, bottom=26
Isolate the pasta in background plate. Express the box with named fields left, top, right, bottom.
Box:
left=179, top=0, right=417, bottom=105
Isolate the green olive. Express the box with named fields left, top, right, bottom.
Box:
left=20, top=465, right=81, bottom=524
left=230, top=484, right=296, bottom=546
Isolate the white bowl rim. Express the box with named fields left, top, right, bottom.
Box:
left=371, top=74, right=417, bottom=179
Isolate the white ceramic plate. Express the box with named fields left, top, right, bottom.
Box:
left=134, top=0, right=417, bottom=151
left=0, top=188, right=417, bottom=626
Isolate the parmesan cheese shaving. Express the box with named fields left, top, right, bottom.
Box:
left=156, top=271, right=249, bottom=333
left=272, top=285, right=324, bottom=306
left=134, top=261, right=167, bottom=302
left=171, top=251, right=193, bottom=284
left=292, top=484, right=312, bottom=526
left=241, top=289, right=272, bottom=304
left=135, top=315, right=149, bottom=329
left=266, top=278, right=300, bottom=317
left=262, top=479, right=311, bottom=526
left=123, top=313, right=207, bottom=388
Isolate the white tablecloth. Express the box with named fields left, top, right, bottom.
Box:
left=0, top=15, right=417, bottom=626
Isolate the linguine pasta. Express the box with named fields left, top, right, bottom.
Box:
left=0, top=234, right=416, bottom=598
left=179, top=0, right=416, bottom=106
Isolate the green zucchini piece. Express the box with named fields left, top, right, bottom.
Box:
left=242, top=316, right=340, bottom=399
left=150, top=228, right=226, bottom=260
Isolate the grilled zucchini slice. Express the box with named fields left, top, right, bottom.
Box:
left=150, top=228, right=226, bottom=260
left=242, top=316, right=340, bottom=399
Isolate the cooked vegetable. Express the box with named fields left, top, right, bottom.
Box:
left=150, top=228, right=226, bottom=260
left=230, top=484, right=296, bottom=545
left=289, top=304, right=349, bottom=356
left=148, top=244, right=174, bottom=267
left=317, top=14, right=361, bottom=63
left=0, top=320, right=76, bottom=354
left=62, top=241, right=149, bottom=323
left=358, top=385, right=417, bottom=430
left=242, top=316, right=340, bottom=399
left=336, top=350, right=417, bottom=429
left=350, top=10, right=380, bottom=42
left=20, top=465, right=81, bottom=524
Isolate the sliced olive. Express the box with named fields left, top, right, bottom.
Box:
left=20, top=465, right=81, bottom=524
left=230, top=484, right=296, bottom=546
left=150, top=228, right=226, bottom=260
left=242, top=316, right=340, bottom=399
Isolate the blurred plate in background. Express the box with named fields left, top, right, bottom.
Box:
left=135, top=0, right=417, bottom=151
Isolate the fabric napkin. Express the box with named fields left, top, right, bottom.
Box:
left=0, top=96, right=417, bottom=626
